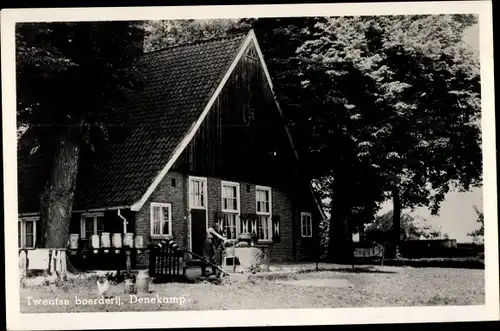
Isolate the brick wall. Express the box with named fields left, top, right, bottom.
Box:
left=133, top=171, right=319, bottom=266
left=293, top=185, right=322, bottom=262
left=206, top=179, right=296, bottom=263
left=134, top=172, right=187, bottom=267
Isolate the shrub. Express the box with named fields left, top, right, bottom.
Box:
left=381, top=257, right=484, bottom=269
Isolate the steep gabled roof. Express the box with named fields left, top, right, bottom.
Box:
left=17, top=30, right=327, bottom=220
left=18, top=33, right=247, bottom=213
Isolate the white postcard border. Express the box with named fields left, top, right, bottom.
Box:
left=2, top=1, right=498, bottom=330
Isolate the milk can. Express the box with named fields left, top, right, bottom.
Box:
left=135, top=235, right=144, bottom=249
left=124, top=278, right=135, bottom=294
left=124, top=233, right=134, bottom=248
left=136, top=270, right=150, bottom=293
left=69, top=234, right=79, bottom=249
left=112, top=233, right=122, bottom=253
left=101, top=232, right=110, bottom=247
left=101, top=232, right=110, bottom=253
left=91, top=234, right=100, bottom=253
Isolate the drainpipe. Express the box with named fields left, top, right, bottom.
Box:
left=117, top=209, right=127, bottom=234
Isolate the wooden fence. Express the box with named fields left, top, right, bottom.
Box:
left=148, top=240, right=183, bottom=283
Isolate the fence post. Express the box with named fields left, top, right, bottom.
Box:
left=126, top=250, right=131, bottom=273
left=149, top=245, right=156, bottom=277
left=19, top=250, right=28, bottom=279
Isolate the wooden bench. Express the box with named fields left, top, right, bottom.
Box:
left=353, top=243, right=386, bottom=266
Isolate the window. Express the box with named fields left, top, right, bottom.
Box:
left=258, top=215, right=270, bottom=240
left=221, top=181, right=240, bottom=239
left=222, top=182, right=239, bottom=212
left=301, top=212, right=313, bottom=237
left=245, top=43, right=258, bottom=60
left=222, top=213, right=238, bottom=240
left=150, top=203, right=172, bottom=237
left=256, top=186, right=272, bottom=240
left=18, top=217, right=37, bottom=249
left=80, top=213, right=104, bottom=239
left=189, top=177, right=207, bottom=209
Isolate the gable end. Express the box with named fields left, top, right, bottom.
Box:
left=131, top=30, right=325, bottom=221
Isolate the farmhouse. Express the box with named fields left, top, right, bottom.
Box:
left=17, top=31, right=326, bottom=269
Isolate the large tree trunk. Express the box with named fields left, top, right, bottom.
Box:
left=391, top=185, right=402, bottom=258
left=358, top=223, right=365, bottom=243
left=40, top=131, right=81, bottom=248
left=327, top=174, right=354, bottom=264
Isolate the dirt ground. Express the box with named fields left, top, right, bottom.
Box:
left=19, top=266, right=484, bottom=313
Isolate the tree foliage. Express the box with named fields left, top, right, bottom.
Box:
left=143, top=19, right=241, bottom=51
left=468, top=205, right=484, bottom=239
left=17, top=22, right=143, bottom=247
left=291, top=15, right=481, bottom=257
left=296, top=14, right=481, bottom=208
left=17, top=22, right=143, bottom=151
left=365, top=211, right=441, bottom=243
left=22, top=15, right=480, bottom=253
left=144, top=16, right=482, bottom=260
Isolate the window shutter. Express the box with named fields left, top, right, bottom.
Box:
left=272, top=215, right=281, bottom=243
left=241, top=215, right=249, bottom=234
left=250, top=215, right=258, bottom=236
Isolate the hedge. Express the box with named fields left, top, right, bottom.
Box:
left=363, top=257, right=485, bottom=269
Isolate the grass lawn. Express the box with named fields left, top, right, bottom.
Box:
left=20, top=266, right=484, bottom=313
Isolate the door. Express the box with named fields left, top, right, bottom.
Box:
left=188, top=176, right=208, bottom=256
left=191, top=209, right=207, bottom=256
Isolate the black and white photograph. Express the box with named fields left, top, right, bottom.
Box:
left=2, top=1, right=498, bottom=330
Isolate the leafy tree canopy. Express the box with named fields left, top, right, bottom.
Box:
left=17, top=21, right=143, bottom=153
left=468, top=205, right=484, bottom=239
left=144, top=16, right=482, bottom=259
left=365, top=210, right=442, bottom=243
left=16, top=21, right=144, bottom=248
left=143, top=19, right=240, bottom=51
left=296, top=14, right=481, bottom=213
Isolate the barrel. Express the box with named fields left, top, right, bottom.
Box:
left=136, top=270, right=149, bottom=293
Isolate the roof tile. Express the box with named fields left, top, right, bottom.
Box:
left=18, top=34, right=247, bottom=213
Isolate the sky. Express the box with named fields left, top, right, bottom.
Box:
left=463, top=22, right=480, bottom=56
left=378, top=188, right=483, bottom=243
left=377, top=22, right=482, bottom=243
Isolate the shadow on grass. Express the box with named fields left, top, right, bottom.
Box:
left=151, top=277, right=196, bottom=284
left=299, top=267, right=398, bottom=274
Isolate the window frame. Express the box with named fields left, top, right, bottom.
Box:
left=222, top=213, right=239, bottom=240
left=221, top=181, right=241, bottom=239
left=18, top=217, right=38, bottom=249
left=150, top=202, right=172, bottom=238
left=255, top=185, right=273, bottom=241
left=221, top=181, right=240, bottom=213
left=189, top=176, right=208, bottom=210
left=301, top=212, right=313, bottom=238
left=80, top=212, right=104, bottom=239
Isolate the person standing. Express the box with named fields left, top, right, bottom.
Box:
left=202, top=220, right=227, bottom=277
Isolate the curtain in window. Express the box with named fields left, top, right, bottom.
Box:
left=152, top=206, right=161, bottom=235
